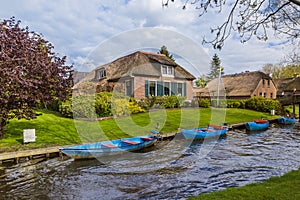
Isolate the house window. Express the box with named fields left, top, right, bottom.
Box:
left=270, top=92, right=273, bottom=99
left=161, top=65, right=174, bottom=77
left=264, top=92, right=267, bottom=98
left=125, top=80, right=133, bottom=97
left=149, top=81, right=156, bottom=96
left=262, top=79, right=265, bottom=87
left=97, top=69, right=106, bottom=79
left=267, top=79, right=270, bottom=88
left=164, top=82, right=171, bottom=96
left=145, top=81, right=186, bottom=97
left=177, top=83, right=183, bottom=96
left=259, top=92, right=262, bottom=96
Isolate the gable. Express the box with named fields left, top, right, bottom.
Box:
left=206, top=71, right=272, bottom=97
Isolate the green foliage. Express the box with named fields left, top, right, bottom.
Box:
left=198, top=98, right=211, bottom=108
left=158, top=45, right=174, bottom=61
left=95, top=92, right=113, bottom=117
left=195, top=76, right=208, bottom=87
left=1, top=108, right=279, bottom=152
left=138, top=95, right=186, bottom=109
left=245, top=97, right=280, bottom=112
left=72, top=95, right=97, bottom=118
left=189, top=168, right=300, bottom=200
left=264, top=63, right=300, bottom=79
left=59, top=92, right=146, bottom=118
left=111, top=98, right=129, bottom=116
left=207, top=53, right=224, bottom=80
left=226, top=99, right=246, bottom=109
left=59, top=101, right=73, bottom=118
left=128, top=102, right=146, bottom=114
left=0, top=17, right=73, bottom=137
left=225, top=98, right=280, bottom=112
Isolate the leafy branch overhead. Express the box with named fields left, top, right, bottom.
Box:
left=163, top=0, right=300, bottom=49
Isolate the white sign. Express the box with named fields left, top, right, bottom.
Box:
left=23, top=129, right=36, bottom=143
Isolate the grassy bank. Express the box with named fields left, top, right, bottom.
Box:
left=1, top=108, right=277, bottom=152
left=189, top=168, right=300, bottom=200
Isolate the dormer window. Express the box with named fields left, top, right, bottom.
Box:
left=161, top=65, right=174, bottom=77
left=97, top=68, right=106, bottom=79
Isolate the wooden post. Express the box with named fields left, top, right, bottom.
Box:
left=293, top=89, right=296, bottom=117
left=298, top=103, right=300, bottom=122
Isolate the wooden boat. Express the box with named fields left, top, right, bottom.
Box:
left=60, top=132, right=158, bottom=160
left=277, top=116, right=296, bottom=125
left=181, top=124, right=228, bottom=140
left=245, top=119, right=269, bottom=131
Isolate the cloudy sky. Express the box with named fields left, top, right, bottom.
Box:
left=1, top=0, right=292, bottom=76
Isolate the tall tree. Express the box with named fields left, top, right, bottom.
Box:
left=163, top=0, right=300, bottom=49
left=0, top=17, right=73, bottom=137
left=207, top=54, right=224, bottom=80
left=261, top=63, right=300, bottom=78
left=158, top=45, right=175, bottom=61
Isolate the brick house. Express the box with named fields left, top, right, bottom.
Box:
left=75, top=51, right=196, bottom=100
left=194, top=71, right=277, bottom=99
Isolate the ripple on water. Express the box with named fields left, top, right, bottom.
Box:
left=0, top=125, right=300, bottom=199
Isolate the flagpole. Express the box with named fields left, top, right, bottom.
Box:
left=217, top=67, right=222, bottom=107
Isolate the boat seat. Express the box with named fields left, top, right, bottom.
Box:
left=122, top=140, right=139, bottom=145
left=141, top=137, right=153, bottom=141
left=101, top=143, right=117, bottom=148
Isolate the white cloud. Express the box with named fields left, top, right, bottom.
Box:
left=0, top=0, right=293, bottom=75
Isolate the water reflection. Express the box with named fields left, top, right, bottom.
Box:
left=0, top=124, right=299, bottom=199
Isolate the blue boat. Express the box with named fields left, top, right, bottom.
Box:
left=181, top=124, right=228, bottom=140
left=245, top=119, right=269, bottom=131
left=60, top=132, right=158, bottom=160
left=277, top=116, right=296, bottom=125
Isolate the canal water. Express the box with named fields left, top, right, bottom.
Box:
left=0, top=123, right=299, bottom=199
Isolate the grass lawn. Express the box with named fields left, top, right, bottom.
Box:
left=189, top=168, right=300, bottom=200
left=0, top=108, right=278, bottom=152
left=285, top=105, right=299, bottom=117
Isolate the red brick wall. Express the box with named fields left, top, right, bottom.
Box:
left=252, top=79, right=277, bottom=99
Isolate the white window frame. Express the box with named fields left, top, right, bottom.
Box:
left=149, top=80, right=157, bottom=96
left=163, top=81, right=171, bottom=96
left=98, top=68, right=106, bottom=79
left=177, top=82, right=183, bottom=96
left=161, top=65, right=174, bottom=77
left=125, top=80, right=133, bottom=97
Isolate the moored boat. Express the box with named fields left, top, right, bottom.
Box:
left=181, top=124, right=228, bottom=140
left=60, top=131, right=158, bottom=160
left=245, top=119, right=269, bottom=131
left=277, top=116, right=296, bottom=125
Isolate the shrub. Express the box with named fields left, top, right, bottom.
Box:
left=72, top=95, right=97, bottom=118
left=199, top=98, right=210, bottom=108
left=111, top=98, right=129, bottom=116
left=138, top=95, right=186, bottom=110
left=128, top=102, right=146, bottom=114
left=59, top=100, right=73, bottom=118
left=245, top=97, right=281, bottom=113
left=95, top=92, right=113, bottom=117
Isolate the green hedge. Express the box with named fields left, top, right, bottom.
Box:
left=59, top=92, right=146, bottom=118
left=245, top=97, right=280, bottom=113
left=138, top=95, right=186, bottom=110
left=194, top=97, right=280, bottom=113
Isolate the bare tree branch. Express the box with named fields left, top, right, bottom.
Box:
left=162, top=0, right=300, bottom=49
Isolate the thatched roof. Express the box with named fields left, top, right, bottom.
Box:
left=74, top=51, right=195, bottom=90
left=72, top=71, right=89, bottom=84
left=274, top=76, right=300, bottom=92
left=195, top=71, right=273, bottom=97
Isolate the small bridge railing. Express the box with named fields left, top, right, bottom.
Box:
left=277, top=94, right=300, bottom=106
